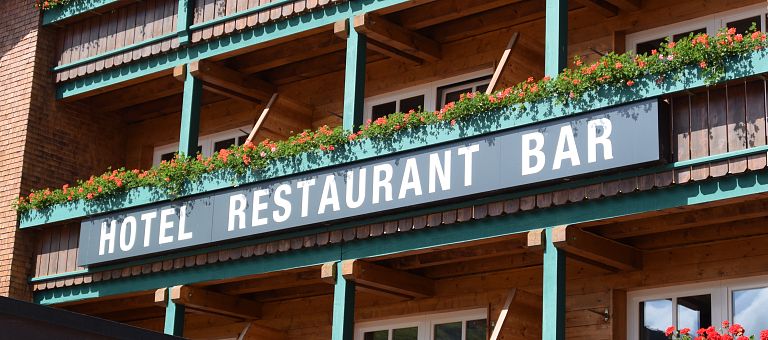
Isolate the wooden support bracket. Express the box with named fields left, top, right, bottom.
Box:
left=341, top=259, right=434, bottom=298
left=551, top=225, right=642, bottom=271
left=486, top=32, right=519, bottom=95
left=167, top=285, right=262, bottom=319
left=334, top=19, right=422, bottom=65
left=321, top=262, right=337, bottom=284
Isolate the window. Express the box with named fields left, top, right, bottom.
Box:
left=628, top=276, right=768, bottom=339
left=356, top=309, right=487, bottom=340
left=626, top=4, right=768, bottom=54
left=364, top=70, right=492, bottom=123
left=152, top=126, right=250, bottom=165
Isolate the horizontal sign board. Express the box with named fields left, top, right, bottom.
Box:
left=79, top=99, right=661, bottom=266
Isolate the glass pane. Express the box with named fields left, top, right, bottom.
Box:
left=444, top=88, right=472, bottom=106
left=636, top=37, right=667, bottom=55
left=237, top=135, right=249, bottom=145
left=673, top=28, right=707, bottom=41
left=476, top=84, right=489, bottom=94
left=677, top=295, right=711, bottom=331
left=372, top=101, right=397, bottom=121
left=727, top=16, right=762, bottom=34
left=364, top=330, right=388, bottom=340
left=392, top=327, right=418, bottom=340
left=465, top=319, right=487, bottom=340
left=399, top=95, right=425, bottom=113
left=160, top=152, right=176, bottom=162
left=434, top=322, right=462, bottom=340
left=640, top=299, right=673, bottom=340
left=733, top=287, right=768, bottom=337
left=214, top=138, right=236, bottom=152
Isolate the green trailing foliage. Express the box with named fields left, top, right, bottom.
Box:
left=14, top=27, right=768, bottom=213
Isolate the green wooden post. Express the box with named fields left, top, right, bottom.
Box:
left=179, top=64, right=202, bottom=157
left=177, top=0, right=194, bottom=45
left=164, top=288, right=185, bottom=336
left=331, top=262, right=355, bottom=340
left=542, top=227, right=566, bottom=340
left=343, top=19, right=366, bottom=131
left=545, top=0, right=568, bottom=77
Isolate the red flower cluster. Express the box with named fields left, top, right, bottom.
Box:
left=667, top=321, right=763, bottom=340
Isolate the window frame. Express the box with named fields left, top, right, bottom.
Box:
left=152, top=125, right=250, bottom=166
left=355, top=308, right=487, bottom=340
left=625, top=3, right=768, bottom=54
left=363, top=69, right=493, bottom=123
left=627, top=275, right=768, bottom=340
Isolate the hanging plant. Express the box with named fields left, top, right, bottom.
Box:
left=35, top=0, right=71, bottom=10
left=13, top=27, right=768, bottom=213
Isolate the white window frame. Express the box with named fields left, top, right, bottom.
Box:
left=152, top=125, right=251, bottom=165
left=626, top=3, right=768, bottom=54
left=363, top=69, right=493, bottom=123
left=355, top=308, right=487, bottom=340
left=627, top=275, right=768, bottom=340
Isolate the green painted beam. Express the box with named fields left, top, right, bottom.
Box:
left=164, top=288, right=185, bottom=336
left=332, top=262, right=355, bottom=340
left=57, top=0, right=411, bottom=100
left=176, top=0, right=194, bottom=45
left=42, top=0, right=120, bottom=25
left=343, top=19, right=367, bottom=131
left=178, top=65, right=202, bottom=157
left=545, top=0, right=568, bottom=77
left=34, top=168, right=768, bottom=305
left=542, top=227, right=565, bottom=340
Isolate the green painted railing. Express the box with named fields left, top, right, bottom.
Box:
left=42, top=0, right=121, bottom=25
left=21, top=49, right=768, bottom=229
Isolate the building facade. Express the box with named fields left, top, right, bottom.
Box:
left=3, top=0, right=768, bottom=339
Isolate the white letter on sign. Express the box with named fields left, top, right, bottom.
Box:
left=372, top=164, right=393, bottom=204
left=428, top=151, right=451, bottom=193
left=273, top=184, right=292, bottom=223
left=588, top=118, right=613, bottom=163
left=251, top=189, right=270, bottom=227
left=345, top=169, right=366, bottom=209
left=228, top=194, right=247, bottom=231
left=119, top=216, right=137, bottom=252
left=457, top=144, right=480, bottom=186
left=521, top=133, right=545, bottom=176
left=159, top=208, right=175, bottom=245
left=99, top=220, right=116, bottom=255
left=297, top=179, right=316, bottom=217
left=318, top=175, right=341, bottom=214
left=177, top=205, right=192, bottom=241
left=399, top=158, right=423, bottom=199
left=553, top=125, right=581, bottom=170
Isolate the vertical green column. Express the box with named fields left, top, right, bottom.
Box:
left=177, top=0, right=193, bottom=45
left=331, top=262, right=355, bottom=340
left=343, top=19, right=366, bottom=131
left=542, top=228, right=566, bottom=340
left=545, top=0, right=568, bottom=77
left=164, top=288, right=185, bottom=336
left=179, top=64, right=202, bottom=157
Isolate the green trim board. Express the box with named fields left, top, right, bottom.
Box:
left=332, top=262, right=356, bottom=340
left=42, top=0, right=121, bottom=26
left=163, top=288, right=185, bottom=336
left=542, top=227, right=566, bottom=340
left=178, top=65, right=202, bottom=156
left=342, top=19, right=367, bottom=131
left=56, top=0, right=412, bottom=99
left=22, top=52, right=768, bottom=230
left=544, top=0, right=568, bottom=77
left=34, top=167, right=768, bottom=305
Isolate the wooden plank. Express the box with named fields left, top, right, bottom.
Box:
left=94, top=12, right=110, bottom=71
left=34, top=232, right=44, bottom=279
left=353, top=13, right=442, bottom=62
left=606, top=0, right=640, bottom=11
left=709, top=86, right=729, bottom=177
left=191, top=0, right=204, bottom=42
left=672, top=95, right=691, bottom=184
left=552, top=226, right=641, bottom=271
left=186, top=322, right=286, bottom=340
left=307, top=0, right=317, bottom=10
left=58, top=27, right=72, bottom=82
left=213, top=0, right=228, bottom=37
left=161, top=0, right=174, bottom=52
left=246, top=0, right=259, bottom=27
left=258, top=0, right=270, bottom=25
left=171, top=285, right=262, bottom=319
left=151, top=0, right=167, bottom=55
left=611, top=289, right=628, bottom=340
left=727, top=81, right=748, bottom=174
left=320, top=262, right=336, bottom=284
left=142, top=0, right=157, bottom=58
left=104, top=10, right=119, bottom=69
left=45, top=228, right=61, bottom=289
left=232, top=33, right=345, bottom=73
left=281, top=0, right=293, bottom=17
left=341, top=260, right=434, bottom=298
left=294, top=0, right=306, bottom=14
left=270, top=0, right=282, bottom=21
left=746, top=79, right=767, bottom=170
left=121, top=3, right=137, bottom=64
left=131, top=1, right=146, bottom=62
left=576, top=0, right=618, bottom=17
left=77, top=17, right=95, bottom=77
left=235, top=0, right=248, bottom=30
left=202, top=0, right=216, bottom=40
left=217, top=270, right=324, bottom=294
left=55, top=225, right=71, bottom=278
left=490, top=289, right=517, bottom=340
left=87, top=16, right=107, bottom=74
left=690, top=90, right=709, bottom=180
left=486, top=32, right=519, bottom=95
left=68, top=22, right=84, bottom=79
left=224, top=0, right=238, bottom=33
left=396, top=0, right=517, bottom=31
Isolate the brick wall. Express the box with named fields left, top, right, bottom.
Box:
left=0, top=1, right=126, bottom=300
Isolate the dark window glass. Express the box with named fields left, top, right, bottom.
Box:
left=160, top=152, right=176, bottom=162
left=672, top=28, right=707, bottom=41
left=238, top=135, right=249, bottom=145
left=465, top=319, right=487, bottom=340
left=372, top=101, right=397, bottom=121
left=434, top=322, right=462, bottom=340
left=363, top=330, right=388, bottom=340
left=214, top=138, right=236, bottom=152
left=444, top=88, right=472, bottom=107
left=392, top=327, right=418, bottom=340
left=476, top=84, right=489, bottom=94
left=399, top=95, right=424, bottom=113
left=639, top=299, right=673, bottom=340
left=677, top=295, right=711, bottom=332
left=728, top=16, right=762, bottom=34
left=636, top=37, right=667, bottom=55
